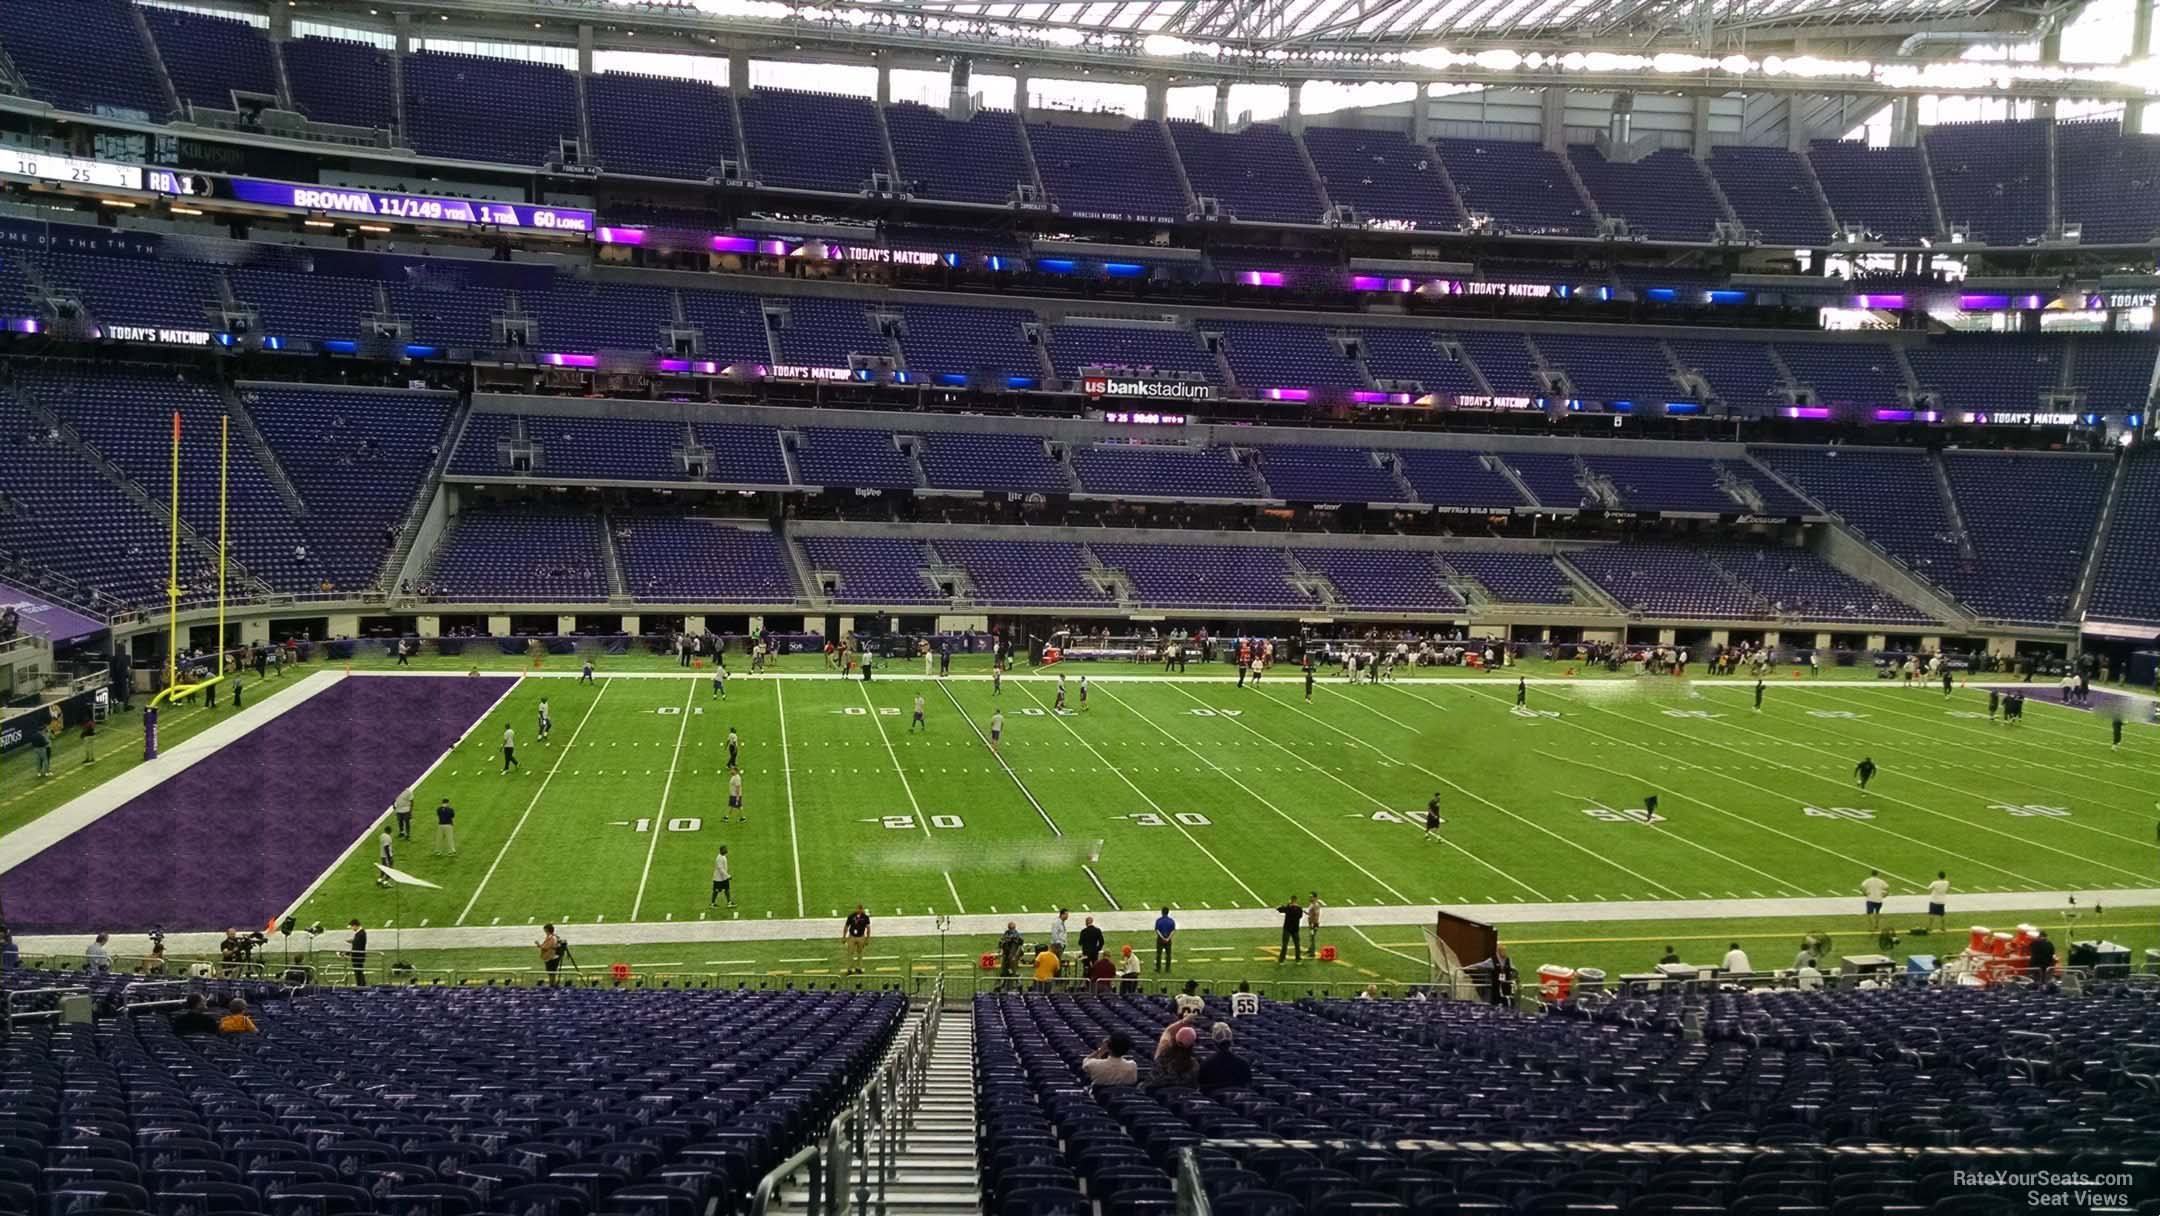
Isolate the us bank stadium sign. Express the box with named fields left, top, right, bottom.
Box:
left=1081, top=376, right=1217, bottom=401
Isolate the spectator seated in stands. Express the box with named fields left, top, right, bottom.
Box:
left=218, top=997, right=259, bottom=1034
left=171, top=992, right=221, bottom=1035
left=0, top=606, right=17, bottom=640
left=1195, top=1020, right=1251, bottom=1091
left=1149, top=1022, right=1199, bottom=1088
left=1082, top=1030, right=1139, bottom=1087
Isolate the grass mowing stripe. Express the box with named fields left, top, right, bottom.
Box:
left=1265, top=684, right=1691, bottom=900
left=775, top=678, right=804, bottom=918
left=1392, top=680, right=1893, bottom=892
left=458, top=678, right=609, bottom=925
left=856, top=678, right=964, bottom=914
left=630, top=679, right=698, bottom=921
left=1428, top=679, right=2016, bottom=888
left=1737, top=684, right=2160, bottom=832
left=937, top=677, right=1061, bottom=838
left=1175, top=685, right=1545, bottom=901
left=1541, top=686, right=2089, bottom=886
left=1010, top=679, right=1265, bottom=907
left=1110, top=681, right=1411, bottom=905
left=1793, top=684, right=2160, bottom=803
left=1580, top=687, right=2158, bottom=879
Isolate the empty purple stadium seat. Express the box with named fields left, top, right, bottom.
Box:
left=1028, top=119, right=1188, bottom=223
left=1533, top=334, right=1680, bottom=408
left=1773, top=341, right=1906, bottom=407
left=2057, top=119, right=2160, bottom=244
left=1707, top=146, right=1833, bottom=247
left=141, top=6, right=278, bottom=113
left=1253, top=445, right=1409, bottom=504
left=1215, top=321, right=1366, bottom=393
left=614, top=517, right=796, bottom=602
left=738, top=88, right=888, bottom=195
left=1432, top=139, right=1593, bottom=236
left=917, top=433, right=1069, bottom=496
left=1168, top=121, right=1325, bottom=225
left=1047, top=322, right=1217, bottom=383
left=1927, top=119, right=2049, bottom=245
left=426, top=507, right=607, bottom=601
left=1806, top=141, right=1936, bottom=243
left=1089, top=543, right=1309, bottom=609
left=887, top=104, right=1033, bottom=206
left=1295, top=549, right=1464, bottom=612
left=1301, top=126, right=1464, bottom=231
left=1666, top=338, right=1789, bottom=413
left=2090, top=449, right=2160, bottom=623
left=0, top=0, right=166, bottom=116
left=1359, top=329, right=1483, bottom=398
left=792, top=428, right=917, bottom=491
left=798, top=535, right=936, bottom=603
left=588, top=73, right=739, bottom=180
left=284, top=36, right=396, bottom=130
left=931, top=538, right=1110, bottom=606
left=403, top=51, right=579, bottom=166
left=1071, top=444, right=1262, bottom=501
left=1567, top=147, right=1724, bottom=242
left=2066, top=334, right=2157, bottom=413
left=898, top=304, right=1042, bottom=387
left=1395, top=450, right=1528, bottom=510
left=1437, top=552, right=1573, bottom=603
left=1906, top=337, right=2063, bottom=413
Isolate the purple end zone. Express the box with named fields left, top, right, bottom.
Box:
left=2, top=675, right=515, bottom=934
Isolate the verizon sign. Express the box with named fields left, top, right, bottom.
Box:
left=1081, top=376, right=1217, bottom=401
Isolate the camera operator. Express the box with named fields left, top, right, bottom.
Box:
left=136, top=942, right=167, bottom=976
left=537, top=925, right=563, bottom=985
left=219, top=927, right=267, bottom=976
left=345, top=919, right=368, bottom=987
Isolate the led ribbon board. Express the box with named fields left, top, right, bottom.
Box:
left=224, top=178, right=594, bottom=234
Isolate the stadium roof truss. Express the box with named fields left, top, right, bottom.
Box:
left=328, top=0, right=2122, bottom=98
left=908, top=0, right=2031, bottom=47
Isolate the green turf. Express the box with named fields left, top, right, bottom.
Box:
left=287, top=665, right=2160, bottom=937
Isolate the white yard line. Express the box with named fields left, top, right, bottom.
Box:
left=1103, top=682, right=1412, bottom=903
left=1156, top=681, right=1543, bottom=900
left=283, top=673, right=522, bottom=923
left=1258, top=685, right=1691, bottom=900
left=1011, top=681, right=1266, bottom=907
left=776, top=678, right=805, bottom=918
left=456, top=679, right=612, bottom=925
left=857, top=680, right=965, bottom=914
left=630, top=680, right=699, bottom=921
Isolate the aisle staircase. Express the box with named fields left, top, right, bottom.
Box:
left=758, top=984, right=977, bottom=1215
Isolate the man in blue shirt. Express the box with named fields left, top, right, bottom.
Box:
left=1154, top=907, right=1176, bottom=973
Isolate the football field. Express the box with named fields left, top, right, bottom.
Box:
left=286, top=666, right=2160, bottom=938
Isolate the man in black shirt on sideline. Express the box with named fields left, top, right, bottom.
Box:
left=1275, top=896, right=1305, bottom=962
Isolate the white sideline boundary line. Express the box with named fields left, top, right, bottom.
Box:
left=452, top=677, right=608, bottom=925
left=50, top=886, right=2160, bottom=957
left=325, top=669, right=2160, bottom=697
left=286, top=673, right=525, bottom=926
left=1, top=669, right=350, bottom=874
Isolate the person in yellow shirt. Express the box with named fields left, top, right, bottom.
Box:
left=1032, top=945, right=1061, bottom=991
left=217, top=997, right=258, bottom=1034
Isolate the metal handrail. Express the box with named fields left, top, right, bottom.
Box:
left=753, top=973, right=945, bottom=1216
left=1174, top=1145, right=1214, bottom=1216
left=2, top=985, right=90, bottom=1026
